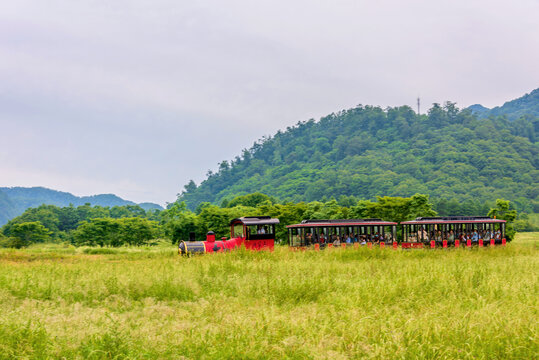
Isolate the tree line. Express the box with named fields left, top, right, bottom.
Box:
left=0, top=193, right=528, bottom=248
left=0, top=204, right=159, bottom=248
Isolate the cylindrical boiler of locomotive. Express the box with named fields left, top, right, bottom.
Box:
left=178, top=240, right=206, bottom=255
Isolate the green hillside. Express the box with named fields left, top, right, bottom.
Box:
left=0, top=187, right=163, bottom=226
left=469, top=88, right=539, bottom=120
left=0, top=191, right=17, bottom=226
left=179, top=100, right=538, bottom=214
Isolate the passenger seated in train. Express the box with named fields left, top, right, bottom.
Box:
left=448, top=230, right=455, bottom=243
left=257, top=226, right=266, bottom=234
left=319, top=233, right=326, bottom=244
left=360, top=236, right=367, bottom=245
left=345, top=234, right=351, bottom=244
left=351, top=234, right=358, bottom=243
left=333, top=236, right=341, bottom=246
left=472, top=231, right=479, bottom=242
left=421, top=229, right=428, bottom=241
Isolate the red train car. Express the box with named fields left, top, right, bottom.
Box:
left=400, top=216, right=506, bottom=248
left=287, top=219, right=398, bottom=248
left=178, top=216, right=280, bottom=255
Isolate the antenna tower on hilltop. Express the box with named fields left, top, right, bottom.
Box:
left=417, top=97, right=421, bottom=116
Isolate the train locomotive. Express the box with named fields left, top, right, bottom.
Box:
left=178, top=216, right=280, bottom=255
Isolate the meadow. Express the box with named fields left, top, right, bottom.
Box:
left=0, top=234, right=537, bottom=359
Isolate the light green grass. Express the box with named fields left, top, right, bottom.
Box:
left=0, top=234, right=537, bottom=359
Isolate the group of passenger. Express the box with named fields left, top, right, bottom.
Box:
left=459, top=230, right=502, bottom=243
left=303, top=232, right=393, bottom=246
left=408, top=229, right=502, bottom=243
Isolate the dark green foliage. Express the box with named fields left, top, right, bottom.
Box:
left=161, top=202, right=198, bottom=243
left=433, top=198, right=491, bottom=217
left=2, top=204, right=156, bottom=238
left=177, top=101, right=538, bottom=216
left=351, top=194, right=437, bottom=223
left=0, top=194, right=522, bottom=246
left=225, top=192, right=275, bottom=208
left=1, top=204, right=163, bottom=247
left=488, top=199, right=518, bottom=240
left=164, top=194, right=438, bottom=243
left=73, top=217, right=157, bottom=247
left=7, top=221, right=52, bottom=248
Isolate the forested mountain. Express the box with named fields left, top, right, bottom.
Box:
left=0, top=191, right=17, bottom=226
left=468, top=88, right=539, bottom=120
left=0, top=187, right=163, bottom=225
left=178, top=98, right=538, bottom=214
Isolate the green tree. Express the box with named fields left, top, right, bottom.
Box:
left=226, top=193, right=274, bottom=208
left=196, top=204, right=256, bottom=240
left=73, top=218, right=119, bottom=247
left=488, top=199, right=517, bottom=240
left=73, top=217, right=157, bottom=247
left=9, top=221, right=52, bottom=248
left=161, top=202, right=198, bottom=243
left=116, top=218, right=157, bottom=246
left=352, top=194, right=437, bottom=223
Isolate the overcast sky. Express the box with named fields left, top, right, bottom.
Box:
left=1, top=0, right=538, bottom=205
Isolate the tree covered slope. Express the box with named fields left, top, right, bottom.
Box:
left=0, top=187, right=163, bottom=226
left=468, top=88, right=539, bottom=120
left=179, top=101, right=538, bottom=213
left=0, top=191, right=17, bottom=226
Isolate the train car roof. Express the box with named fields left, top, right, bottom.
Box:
left=287, top=219, right=398, bottom=228
left=401, top=216, right=506, bottom=225
left=230, top=216, right=280, bottom=226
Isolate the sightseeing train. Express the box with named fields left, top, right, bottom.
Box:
left=178, top=216, right=280, bottom=255
left=287, top=216, right=507, bottom=249
left=179, top=215, right=507, bottom=254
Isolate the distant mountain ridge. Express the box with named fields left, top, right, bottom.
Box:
left=0, top=187, right=163, bottom=225
left=468, top=88, right=539, bottom=119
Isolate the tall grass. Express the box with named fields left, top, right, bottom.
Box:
left=0, top=233, right=537, bottom=359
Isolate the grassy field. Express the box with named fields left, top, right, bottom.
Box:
left=0, top=234, right=537, bottom=359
